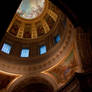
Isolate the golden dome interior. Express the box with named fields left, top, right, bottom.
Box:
left=0, top=0, right=91, bottom=92
left=7, top=0, right=60, bottom=39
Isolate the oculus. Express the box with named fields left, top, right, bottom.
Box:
left=17, top=0, right=45, bottom=19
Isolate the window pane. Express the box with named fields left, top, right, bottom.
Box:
left=40, top=45, right=47, bottom=55
left=21, top=49, right=29, bottom=57
left=55, top=34, right=61, bottom=43
left=1, top=43, right=11, bottom=54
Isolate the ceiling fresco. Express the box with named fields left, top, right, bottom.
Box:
left=44, top=50, right=79, bottom=85
left=17, top=0, right=45, bottom=19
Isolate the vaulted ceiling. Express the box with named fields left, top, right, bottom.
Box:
left=0, top=1, right=91, bottom=91
left=0, top=0, right=91, bottom=42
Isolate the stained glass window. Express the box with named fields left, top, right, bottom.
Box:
left=1, top=43, right=11, bottom=54
left=55, top=34, right=61, bottom=43
left=21, top=49, right=29, bottom=57
left=40, top=45, right=47, bottom=55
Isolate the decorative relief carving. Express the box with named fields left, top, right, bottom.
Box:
left=23, top=24, right=31, bottom=38
left=0, top=20, right=74, bottom=74
left=9, top=20, right=21, bottom=36
left=16, top=23, right=25, bottom=38
left=44, top=50, right=79, bottom=85
left=36, top=21, right=45, bottom=36
left=48, top=9, right=58, bottom=22
left=31, top=24, right=37, bottom=39
left=7, top=0, right=60, bottom=39
left=41, top=19, right=50, bottom=33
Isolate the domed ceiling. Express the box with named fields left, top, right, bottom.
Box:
left=17, top=0, right=45, bottom=19
left=0, top=0, right=82, bottom=74
left=0, top=0, right=83, bottom=92
left=7, top=0, right=59, bottom=39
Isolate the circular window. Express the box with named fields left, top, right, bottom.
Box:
left=17, top=0, right=45, bottom=19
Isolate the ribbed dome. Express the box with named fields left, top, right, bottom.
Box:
left=0, top=0, right=75, bottom=74
left=0, top=1, right=83, bottom=92
left=7, top=0, right=60, bottom=39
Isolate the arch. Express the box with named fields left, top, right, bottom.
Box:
left=7, top=73, right=58, bottom=92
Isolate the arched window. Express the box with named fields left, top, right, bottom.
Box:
left=17, top=0, right=45, bottom=19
